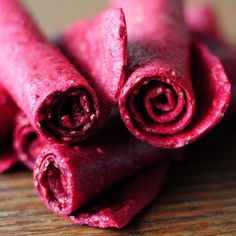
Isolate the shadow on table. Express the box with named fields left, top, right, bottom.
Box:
left=113, top=119, right=236, bottom=234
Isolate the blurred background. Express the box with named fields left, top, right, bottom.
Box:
left=22, top=0, right=236, bottom=43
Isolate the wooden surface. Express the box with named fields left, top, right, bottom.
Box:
left=1, top=1, right=236, bottom=235
left=1, top=123, right=236, bottom=235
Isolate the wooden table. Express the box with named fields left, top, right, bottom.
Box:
left=1, top=122, right=236, bottom=236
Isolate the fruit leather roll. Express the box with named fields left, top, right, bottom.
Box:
left=0, top=85, right=18, bottom=173
left=60, top=8, right=127, bottom=121
left=14, top=112, right=45, bottom=170
left=34, top=116, right=174, bottom=228
left=0, top=0, right=126, bottom=144
left=112, top=0, right=231, bottom=148
left=185, top=5, right=236, bottom=115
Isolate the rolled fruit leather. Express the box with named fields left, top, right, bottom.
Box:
left=14, top=112, right=45, bottom=170
left=111, top=0, right=231, bottom=148
left=60, top=7, right=127, bottom=123
left=0, top=85, right=18, bottom=173
left=33, top=114, right=177, bottom=228
left=0, top=0, right=127, bottom=144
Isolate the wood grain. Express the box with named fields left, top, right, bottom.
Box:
left=1, top=122, right=236, bottom=235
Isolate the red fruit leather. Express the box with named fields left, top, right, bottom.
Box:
left=0, top=85, right=18, bottom=173
left=34, top=116, right=173, bottom=228
left=60, top=8, right=127, bottom=123
left=14, top=112, right=44, bottom=170
left=69, top=162, right=169, bottom=228
left=185, top=5, right=236, bottom=115
left=0, top=0, right=126, bottom=144
left=112, top=0, right=231, bottom=148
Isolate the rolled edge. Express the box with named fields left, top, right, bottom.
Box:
left=36, top=86, right=100, bottom=144
left=34, top=147, right=78, bottom=216
left=119, top=65, right=196, bottom=148
left=14, top=112, right=44, bottom=169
